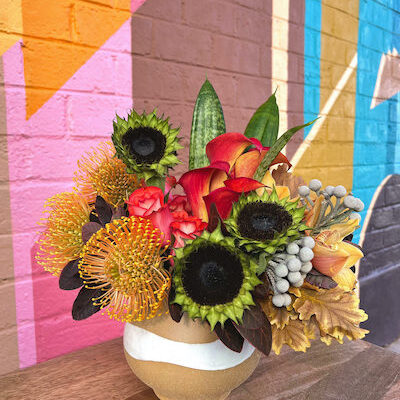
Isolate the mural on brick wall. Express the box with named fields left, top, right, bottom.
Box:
left=0, top=0, right=399, bottom=374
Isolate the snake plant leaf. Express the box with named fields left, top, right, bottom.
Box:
left=254, top=118, right=318, bottom=181
left=244, top=92, right=279, bottom=147
left=189, top=79, right=226, bottom=170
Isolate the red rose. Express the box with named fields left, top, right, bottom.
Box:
left=170, top=212, right=207, bottom=248
left=128, top=186, right=173, bottom=243
left=127, top=186, right=164, bottom=217
left=168, top=195, right=191, bottom=213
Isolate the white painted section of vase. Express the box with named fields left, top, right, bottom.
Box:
left=124, top=322, right=255, bottom=371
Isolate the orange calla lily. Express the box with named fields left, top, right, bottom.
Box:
left=311, top=219, right=363, bottom=291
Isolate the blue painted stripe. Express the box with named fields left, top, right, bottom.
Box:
left=303, top=0, right=321, bottom=136
left=352, top=0, right=400, bottom=243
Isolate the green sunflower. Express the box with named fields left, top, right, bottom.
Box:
left=172, top=226, right=261, bottom=330
left=225, top=187, right=307, bottom=254
left=112, top=109, right=182, bottom=185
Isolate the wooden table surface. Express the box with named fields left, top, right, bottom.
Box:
left=1, top=338, right=399, bottom=400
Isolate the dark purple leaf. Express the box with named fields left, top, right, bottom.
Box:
left=72, top=286, right=106, bottom=320
left=89, top=211, right=101, bottom=224
left=214, top=320, right=244, bottom=353
left=240, top=303, right=266, bottom=330
left=95, top=196, right=112, bottom=226
left=168, top=286, right=183, bottom=323
left=233, top=317, right=272, bottom=356
left=207, top=203, right=228, bottom=234
left=82, top=221, right=102, bottom=243
left=59, top=259, right=83, bottom=290
left=253, top=273, right=270, bottom=300
left=111, top=205, right=128, bottom=220
left=344, top=233, right=354, bottom=242
left=306, top=268, right=338, bottom=289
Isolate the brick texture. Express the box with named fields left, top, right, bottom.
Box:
left=133, top=0, right=273, bottom=176
left=0, top=0, right=399, bottom=376
left=359, top=175, right=400, bottom=346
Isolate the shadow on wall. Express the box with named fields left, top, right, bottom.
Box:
left=359, top=174, right=400, bottom=346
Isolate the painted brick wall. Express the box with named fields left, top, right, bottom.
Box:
left=0, top=0, right=399, bottom=375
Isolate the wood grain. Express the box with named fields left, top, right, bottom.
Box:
left=0, top=338, right=399, bottom=400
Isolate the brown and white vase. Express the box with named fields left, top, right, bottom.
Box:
left=124, top=310, right=261, bottom=400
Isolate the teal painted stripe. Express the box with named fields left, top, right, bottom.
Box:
left=352, top=0, right=399, bottom=243
left=303, top=0, right=321, bottom=136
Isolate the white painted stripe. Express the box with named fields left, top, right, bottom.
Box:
left=272, top=0, right=289, bottom=141
left=123, top=323, right=255, bottom=371
left=291, top=52, right=358, bottom=168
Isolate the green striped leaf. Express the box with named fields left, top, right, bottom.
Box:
left=189, top=79, right=226, bottom=170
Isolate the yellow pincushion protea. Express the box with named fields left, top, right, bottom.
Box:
left=78, top=216, right=171, bottom=322
left=74, top=141, right=140, bottom=207
left=36, top=192, right=92, bottom=276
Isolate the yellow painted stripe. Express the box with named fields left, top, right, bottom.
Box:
left=293, top=0, right=359, bottom=191
left=0, top=0, right=22, bottom=56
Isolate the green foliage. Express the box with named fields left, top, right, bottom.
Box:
left=254, top=119, right=317, bottom=181
left=244, top=92, right=279, bottom=147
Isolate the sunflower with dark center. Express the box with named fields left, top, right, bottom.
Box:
left=112, top=109, right=182, bottom=185
left=225, top=187, right=307, bottom=254
left=172, top=226, right=261, bottom=329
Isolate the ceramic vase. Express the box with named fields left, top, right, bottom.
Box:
left=124, top=309, right=261, bottom=400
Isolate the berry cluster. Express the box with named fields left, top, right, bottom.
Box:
left=267, top=236, right=315, bottom=307
left=298, top=179, right=364, bottom=232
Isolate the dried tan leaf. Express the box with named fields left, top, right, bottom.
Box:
left=261, top=296, right=298, bottom=329
left=272, top=319, right=312, bottom=355
left=272, top=164, right=306, bottom=198
left=303, top=316, right=318, bottom=340
left=293, top=287, right=369, bottom=341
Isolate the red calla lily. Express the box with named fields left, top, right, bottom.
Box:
left=204, top=178, right=265, bottom=220
left=180, top=133, right=290, bottom=222
left=179, top=161, right=230, bottom=222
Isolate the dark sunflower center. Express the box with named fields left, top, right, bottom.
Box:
left=237, top=201, right=293, bottom=241
left=182, top=244, right=244, bottom=306
left=122, top=126, right=166, bottom=164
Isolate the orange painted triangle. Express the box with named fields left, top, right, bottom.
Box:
left=22, top=0, right=131, bottom=119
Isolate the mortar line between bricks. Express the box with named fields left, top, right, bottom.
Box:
left=211, top=0, right=271, bottom=15
left=150, top=20, right=271, bottom=47
left=75, top=0, right=131, bottom=12
left=359, top=263, right=400, bottom=283
left=131, top=54, right=268, bottom=79
left=320, top=3, right=360, bottom=20
left=0, top=32, right=132, bottom=55
left=4, top=83, right=133, bottom=97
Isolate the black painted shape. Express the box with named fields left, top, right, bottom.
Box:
left=359, top=174, right=400, bottom=346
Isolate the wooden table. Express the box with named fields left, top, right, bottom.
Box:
left=1, top=338, right=399, bottom=400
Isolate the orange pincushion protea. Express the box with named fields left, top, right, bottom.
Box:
left=36, top=192, right=92, bottom=276
left=78, top=216, right=171, bottom=322
left=74, top=141, right=140, bottom=207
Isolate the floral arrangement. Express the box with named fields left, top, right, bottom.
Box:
left=37, top=79, right=368, bottom=357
